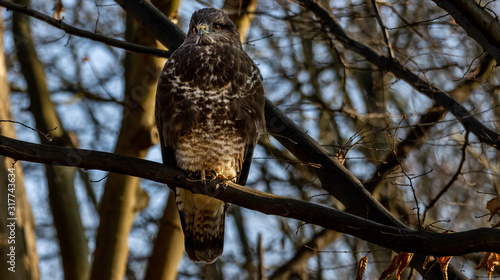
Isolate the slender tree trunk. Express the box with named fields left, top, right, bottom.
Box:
left=144, top=192, right=184, bottom=280
left=0, top=9, right=39, bottom=280
left=91, top=1, right=181, bottom=279
left=223, top=0, right=258, bottom=42
left=12, top=1, right=89, bottom=279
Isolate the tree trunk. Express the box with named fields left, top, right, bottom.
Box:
left=0, top=9, right=39, bottom=280
left=12, top=1, right=89, bottom=279
left=144, top=192, right=184, bottom=280
left=91, top=1, right=181, bottom=279
left=223, top=0, right=258, bottom=42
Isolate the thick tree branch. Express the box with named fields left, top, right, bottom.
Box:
left=0, top=0, right=170, bottom=57
left=0, top=134, right=499, bottom=256
left=431, top=0, right=500, bottom=65
left=298, top=0, right=500, bottom=150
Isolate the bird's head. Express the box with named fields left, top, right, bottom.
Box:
left=186, top=8, right=241, bottom=46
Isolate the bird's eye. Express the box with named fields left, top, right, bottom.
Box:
left=192, top=27, right=197, bottom=34
left=213, top=24, right=222, bottom=31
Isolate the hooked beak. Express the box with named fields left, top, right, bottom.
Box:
left=198, top=25, right=208, bottom=39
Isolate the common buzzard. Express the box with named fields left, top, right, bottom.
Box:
left=155, top=8, right=266, bottom=263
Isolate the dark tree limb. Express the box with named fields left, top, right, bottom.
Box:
left=0, top=0, right=171, bottom=57
left=113, top=0, right=185, bottom=50
left=0, top=134, right=499, bottom=256
left=298, top=0, right=500, bottom=150
left=431, top=0, right=500, bottom=65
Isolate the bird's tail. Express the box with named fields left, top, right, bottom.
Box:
left=176, top=188, right=226, bottom=263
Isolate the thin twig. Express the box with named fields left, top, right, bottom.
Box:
left=0, top=120, right=55, bottom=141
left=370, top=0, right=394, bottom=59
left=424, top=131, right=469, bottom=219
left=392, top=115, right=423, bottom=230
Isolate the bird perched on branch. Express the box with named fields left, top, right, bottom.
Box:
left=155, top=8, right=266, bottom=263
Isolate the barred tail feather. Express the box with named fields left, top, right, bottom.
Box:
left=176, top=188, right=226, bottom=263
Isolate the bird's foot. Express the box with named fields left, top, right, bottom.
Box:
left=201, top=170, right=219, bottom=187
left=207, top=170, right=217, bottom=182
left=216, top=173, right=232, bottom=190
left=201, top=170, right=207, bottom=188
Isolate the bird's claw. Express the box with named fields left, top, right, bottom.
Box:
left=207, top=170, right=217, bottom=181
left=201, top=170, right=217, bottom=188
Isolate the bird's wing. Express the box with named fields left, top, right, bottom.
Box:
left=155, top=57, right=201, bottom=168
left=230, top=56, right=266, bottom=185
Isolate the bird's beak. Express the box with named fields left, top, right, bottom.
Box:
left=198, top=25, right=208, bottom=39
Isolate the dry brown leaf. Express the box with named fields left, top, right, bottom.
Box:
left=396, top=253, right=414, bottom=279
left=52, top=0, right=65, bottom=20
left=436, top=256, right=452, bottom=280
left=355, top=256, right=368, bottom=280
left=486, top=196, right=500, bottom=222
left=378, top=252, right=413, bottom=280
left=422, top=255, right=435, bottom=269
left=379, top=253, right=400, bottom=280
left=475, top=252, right=500, bottom=280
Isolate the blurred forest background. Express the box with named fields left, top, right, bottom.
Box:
left=0, top=0, right=499, bottom=279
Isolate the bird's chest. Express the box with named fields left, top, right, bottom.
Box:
left=174, top=88, right=246, bottom=176
left=175, top=117, right=244, bottom=177
left=182, top=86, right=238, bottom=144
left=186, top=85, right=235, bottom=120
left=174, top=45, right=240, bottom=90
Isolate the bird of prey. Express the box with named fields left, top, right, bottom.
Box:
left=155, top=8, right=266, bottom=263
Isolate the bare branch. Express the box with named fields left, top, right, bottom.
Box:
left=0, top=0, right=170, bottom=57
left=298, top=0, right=500, bottom=150
left=370, top=0, right=394, bottom=59
left=113, top=0, right=185, bottom=51
left=0, top=134, right=499, bottom=256
left=364, top=54, right=496, bottom=193
left=431, top=0, right=500, bottom=65
left=425, top=131, right=469, bottom=216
